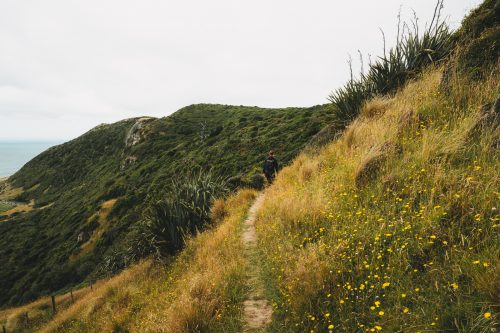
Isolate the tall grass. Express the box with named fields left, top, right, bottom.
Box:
left=256, top=67, right=499, bottom=332
left=25, top=190, right=256, bottom=333
left=328, top=0, right=453, bottom=125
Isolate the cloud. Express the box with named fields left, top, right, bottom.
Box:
left=0, top=0, right=482, bottom=140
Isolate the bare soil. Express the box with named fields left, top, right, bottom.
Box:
left=241, top=194, right=272, bottom=332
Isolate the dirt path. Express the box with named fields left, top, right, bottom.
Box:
left=241, top=194, right=272, bottom=332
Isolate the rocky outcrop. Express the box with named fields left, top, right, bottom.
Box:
left=125, top=117, right=155, bottom=148
left=122, top=117, right=156, bottom=169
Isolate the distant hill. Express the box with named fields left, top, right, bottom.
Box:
left=0, top=103, right=334, bottom=307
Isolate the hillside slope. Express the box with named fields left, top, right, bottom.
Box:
left=0, top=1, right=497, bottom=330
left=0, top=190, right=257, bottom=332
left=255, top=68, right=499, bottom=331
left=6, top=67, right=497, bottom=332
left=0, top=103, right=333, bottom=307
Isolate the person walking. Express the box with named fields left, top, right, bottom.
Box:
left=263, top=150, right=279, bottom=184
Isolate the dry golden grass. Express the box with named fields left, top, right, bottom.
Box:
left=210, top=197, right=228, bottom=224
left=255, top=67, right=500, bottom=332
left=361, top=96, right=393, bottom=119
left=0, top=281, right=96, bottom=332
left=39, top=261, right=149, bottom=333
left=72, top=198, right=118, bottom=260
left=142, top=189, right=256, bottom=333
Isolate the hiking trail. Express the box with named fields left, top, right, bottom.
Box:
left=241, top=194, right=272, bottom=332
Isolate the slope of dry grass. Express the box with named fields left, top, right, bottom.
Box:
left=255, top=67, right=499, bottom=332
left=14, top=189, right=257, bottom=333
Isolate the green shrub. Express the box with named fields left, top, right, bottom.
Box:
left=140, top=171, right=229, bottom=259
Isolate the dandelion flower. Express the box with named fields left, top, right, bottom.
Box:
left=379, top=311, right=385, bottom=316
left=484, top=312, right=491, bottom=319
left=328, top=324, right=335, bottom=329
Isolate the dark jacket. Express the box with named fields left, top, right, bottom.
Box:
left=263, top=156, right=278, bottom=174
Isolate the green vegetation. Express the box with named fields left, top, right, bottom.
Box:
left=140, top=171, right=229, bottom=257
left=0, top=103, right=333, bottom=307
left=0, top=202, right=15, bottom=213
left=0, top=2, right=497, bottom=332
left=0, top=190, right=256, bottom=333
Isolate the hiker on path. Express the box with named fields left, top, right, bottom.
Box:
left=263, top=150, right=279, bottom=184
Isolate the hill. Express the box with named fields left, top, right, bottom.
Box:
left=0, top=103, right=334, bottom=307
left=0, top=0, right=498, bottom=331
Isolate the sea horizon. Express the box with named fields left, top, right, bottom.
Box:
left=0, top=140, right=63, bottom=177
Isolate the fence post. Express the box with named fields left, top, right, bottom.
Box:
left=90, top=280, right=93, bottom=291
left=51, top=295, right=56, bottom=314
left=2, top=324, right=6, bottom=333
left=70, top=289, right=74, bottom=303
left=25, top=312, right=28, bottom=324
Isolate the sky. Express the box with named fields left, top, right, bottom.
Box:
left=0, top=0, right=483, bottom=141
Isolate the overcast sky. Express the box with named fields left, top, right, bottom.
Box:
left=0, top=0, right=482, bottom=140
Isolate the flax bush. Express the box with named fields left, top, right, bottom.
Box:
left=140, top=171, right=229, bottom=260
left=329, top=0, right=453, bottom=124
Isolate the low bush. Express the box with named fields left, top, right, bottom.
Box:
left=140, top=171, right=229, bottom=259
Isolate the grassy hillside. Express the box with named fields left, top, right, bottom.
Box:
left=255, top=67, right=498, bottom=331
left=0, top=103, right=334, bottom=307
left=0, top=190, right=256, bottom=332
left=6, top=65, right=497, bottom=332
left=1, top=1, right=497, bottom=331
left=250, top=4, right=500, bottom=331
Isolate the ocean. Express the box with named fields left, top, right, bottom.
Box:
left=0, top=141, right=62, bottom=177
